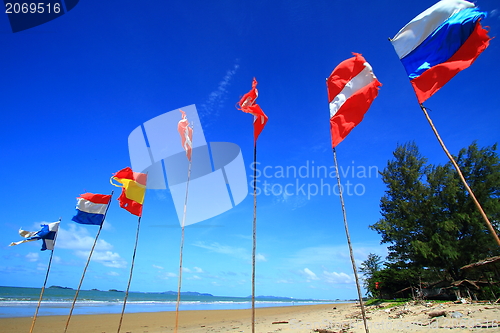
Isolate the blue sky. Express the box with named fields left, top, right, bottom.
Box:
left=1, top=0, right=499, bottom=301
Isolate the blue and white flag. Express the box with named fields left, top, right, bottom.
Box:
left=9, top=221, right=60, bottom=251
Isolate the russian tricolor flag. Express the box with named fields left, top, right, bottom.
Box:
left=72, top=193, right=111, bottom=225
left=391, top=0, right=490, bottom=104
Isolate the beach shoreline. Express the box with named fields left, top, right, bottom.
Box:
left=0, top=303, right=345, bottom=333
left=1, top=302, right=499, bottom=332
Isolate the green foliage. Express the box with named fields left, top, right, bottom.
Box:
left=369, top=142, right=500, bottom=297
left=371, top=265, right=420, bottom=297
left=359, top=253, right=383, bottom=296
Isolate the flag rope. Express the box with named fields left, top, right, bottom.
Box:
left=251, top=142, right=257, bottom=333
left=333, top=148, right=370, bottom=333
left=64, top=191, right=113, bottom=333
left=174, top=153, right=193, bottom=333
left=420, top=104, right=500, bottom=246
left=29, top=218, right=61, bottom=333
left=116, top=215, right=142, bottom=333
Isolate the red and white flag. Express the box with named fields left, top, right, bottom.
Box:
left=327, top=53, right=381, bottom=148
left=178, top=110, right=193, bottom=161
left=237, top=78, right=268, bottom=142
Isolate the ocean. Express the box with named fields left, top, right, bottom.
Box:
left=0, top=286, right=343, bottom=318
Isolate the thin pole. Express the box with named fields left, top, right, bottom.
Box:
left=174, top=158, right=193, bottom=333
left=117, top=215, right=142, bottom=333
left=64, top=192, right=114, bottom=333
left=333, top=148, right=370, bottom=333
left=251, top=143, right=257, bottom=333
left=420, top=104, right=500, bottom=246
left=29, top=219, right=61, bottom=333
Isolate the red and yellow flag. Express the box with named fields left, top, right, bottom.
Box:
left=111, top=167, right=147, bottom=216
left=237, top=78, right=268, bottom=142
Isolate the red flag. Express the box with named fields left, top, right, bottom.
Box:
left=110, top=167, right=147, bottom=216
left=237, top=78, right=268, bottom=142
left=327, top=53, right=381, bottom=148
left=177, top=110, right=193, bottom=161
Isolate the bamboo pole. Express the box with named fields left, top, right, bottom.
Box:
left=64, top=192, right=113, bottom=333
left=333, top=148, right=370, bottom=333
left=116, top=215, right=142, bottom=333
left=420, top=104, right=500, bottom=246
left=174, top=153, right=193, bottom=333
left=251, top=143, right=257, bottom=333
left=29, top=219, right=61, bottom=333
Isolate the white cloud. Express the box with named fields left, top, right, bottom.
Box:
left=256, top=254, right=267, bottom=262
left=161, top=272, right=177, bottom=280
left=51, top=224, right=129, bottom=269
left=490, top=9, right=499, bottom=18
left=323, top=271, right=353, bottom=284
left=153, top=265, right=164, bottom=270
left=193, top=241, right=266, bottom=262
left=26, top=252, right=39, bottom=262
left=193, top=267, right=204, bottom=273
left=193, top=241, right=247, bottom=258
left=75, top=250, right=127, bottom=268
left=56, top=224, right=113, bottom=251
left=101, top=220, right=114, bottom=231
left=188, top=275, right=202, bottom=280
left=289, top=244, right=387, bottom=267
left=107, top=271, right=119, bottom=276
left=182, top=267, right=192, bottom=273
left=303, top=268, right=319, bottom=280
left=200, top=62, right=240, bottom=120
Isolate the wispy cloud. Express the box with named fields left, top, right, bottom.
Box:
left=303, top=268, right=319, bottom=281
left=288, top=244, right=387, bottom=267
left=160, top=272, right=177, bottom=280
left=193, top=241, right=266, bottom=262
left=199, top=61, right=240, bottom=125
left=75, top=250, right=127, bottom=268
left=490, top=9, right=499, bottom=18
left=256, top=253, right=267, bottom=262
left=322, top=271, right=353, bottom=284
left=26, top=252, right=39, bottom=262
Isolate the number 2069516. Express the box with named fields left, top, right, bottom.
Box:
left=5, top=3, right=61, bottom=14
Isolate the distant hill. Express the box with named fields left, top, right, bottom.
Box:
left=48, top=286, right=73, bottom=290
left=160, top=291, right=214, bottom=297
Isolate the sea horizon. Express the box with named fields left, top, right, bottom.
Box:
left=0, top=286, right=350, bottom=318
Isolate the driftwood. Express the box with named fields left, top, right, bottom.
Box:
left=428, top=310, right=446, bottom=318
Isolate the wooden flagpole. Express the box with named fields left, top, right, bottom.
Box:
left=174, top=142, right=193, bottom=333
left=251, top=142, right=257, bottom=333
left=29, top=218, right=61, bottom=333
left=420, top=104, right=500, bottom=246
left=332, top=148, right=370, bottom=333
left=115, top=171, right=148, bottom=333
left=64, top=191, right=114, bottom=333
left=116, top=215, right=142, bottom=333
